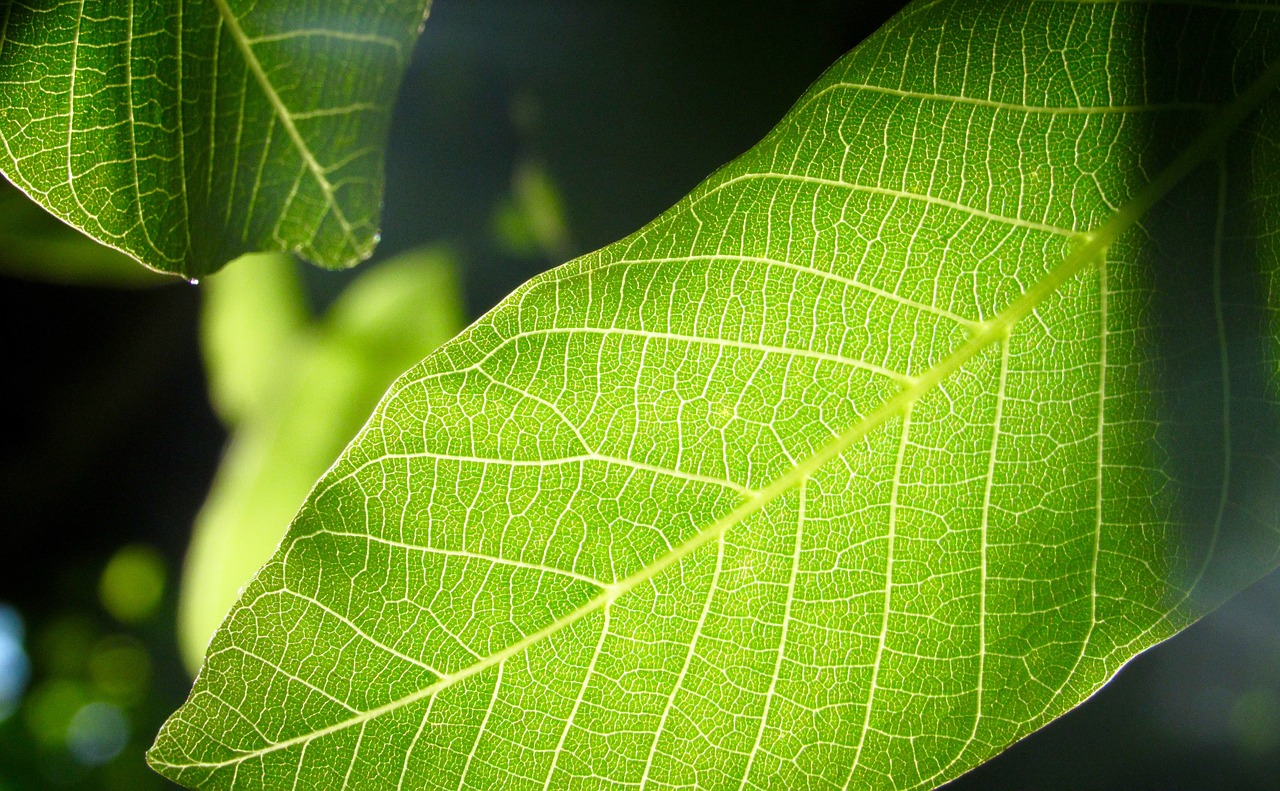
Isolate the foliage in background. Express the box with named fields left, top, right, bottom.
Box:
left=0, top=0, right=432, bottom=276
left=180, top=249, right=465, bottom=670
left=150, top=1, right=1280, bottom=789
left=490, top=160, right=575, bottom=264
left=1, top=549, right=174, bottom=790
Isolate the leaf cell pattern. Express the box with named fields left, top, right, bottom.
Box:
left=152, top=1, right=1280, bottom=789
left=0, top=0, right=431, bottom=275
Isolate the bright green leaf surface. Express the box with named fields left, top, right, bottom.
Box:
left=0, top=0, right=431, bottom=277
left=152, top=2, right=1280, bottom=789
left=180, top=247, right=465, bottom=673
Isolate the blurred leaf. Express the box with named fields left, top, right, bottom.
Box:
left=178, top=248, right=465, bottom=671
left=0, top=180, right=169, bottom=288
left=0, top=0, right=433, bottom=276
left=153, top=2, right=1280, bottom=789
left=491, top=160, right=574, bottom=263
left=200, top=253, right=309, bottom=426
left=491, top=200, right=540, bottom=258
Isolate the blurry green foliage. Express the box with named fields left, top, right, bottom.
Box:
left=33, top=618, right=95, bottom=680
left=178, top=248, right=466, bottom=671
left=9, top=602, right=168, bottom=790
left=86, top=636, right=151, bottom=707
left=1233, top=688, right=1280, bottom=755
left=491, top=159, right=575, bottom=263
left=23, top=679, right=89, bottom=750
left=201, top=254, right=311, bottom=425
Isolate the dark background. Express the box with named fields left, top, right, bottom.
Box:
left=0, top=1, right=1277, bottom=788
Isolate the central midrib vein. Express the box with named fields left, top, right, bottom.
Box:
left=163, top=51, right=1280, bottom=772
left=208, top=0, right=357, bottom=246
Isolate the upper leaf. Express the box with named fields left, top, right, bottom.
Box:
left=201, top=253, right=310, bottom=424
left=0, top=0, right=431, bottom=276
left=151, top=1, right=1280, bottom=789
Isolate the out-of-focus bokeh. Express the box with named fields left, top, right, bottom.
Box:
left=0, top=1, right=1276, bottom=788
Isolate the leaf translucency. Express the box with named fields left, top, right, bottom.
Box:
left=0, top=0, right=432, bottom=275
left=152, top=2, right=1280, bottom=789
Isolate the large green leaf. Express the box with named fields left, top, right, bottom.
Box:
left=0, top=0, right=431, bottom=277
left=151, top=1, right=1280, bottom=788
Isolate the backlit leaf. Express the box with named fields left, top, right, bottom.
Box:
left=0, top=178, right=166, bottom=288
left=152, top=2, right=1280, bottom=788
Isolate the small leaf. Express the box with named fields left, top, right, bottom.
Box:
left=152, top=2, right=1280, bottom=789
left=0, top=0, right=433, bottom=276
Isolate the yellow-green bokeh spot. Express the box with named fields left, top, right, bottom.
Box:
left=99, top=546, right=166, bottom=625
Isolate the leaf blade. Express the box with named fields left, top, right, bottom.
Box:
left=153, top=2, right=1280, bottom=788
left=0, top=0, right=431, bottom=276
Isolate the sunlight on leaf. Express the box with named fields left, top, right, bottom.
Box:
left=153, top=1, right=1280, bottom=788
left=0, top=179, right=168, bottom=288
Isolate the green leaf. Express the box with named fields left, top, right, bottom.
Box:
left=179, top=247, right=466, bottom=673
left=0, top=0, right=432, bottom=277
left=152, top=2, right=1280, bottom=789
